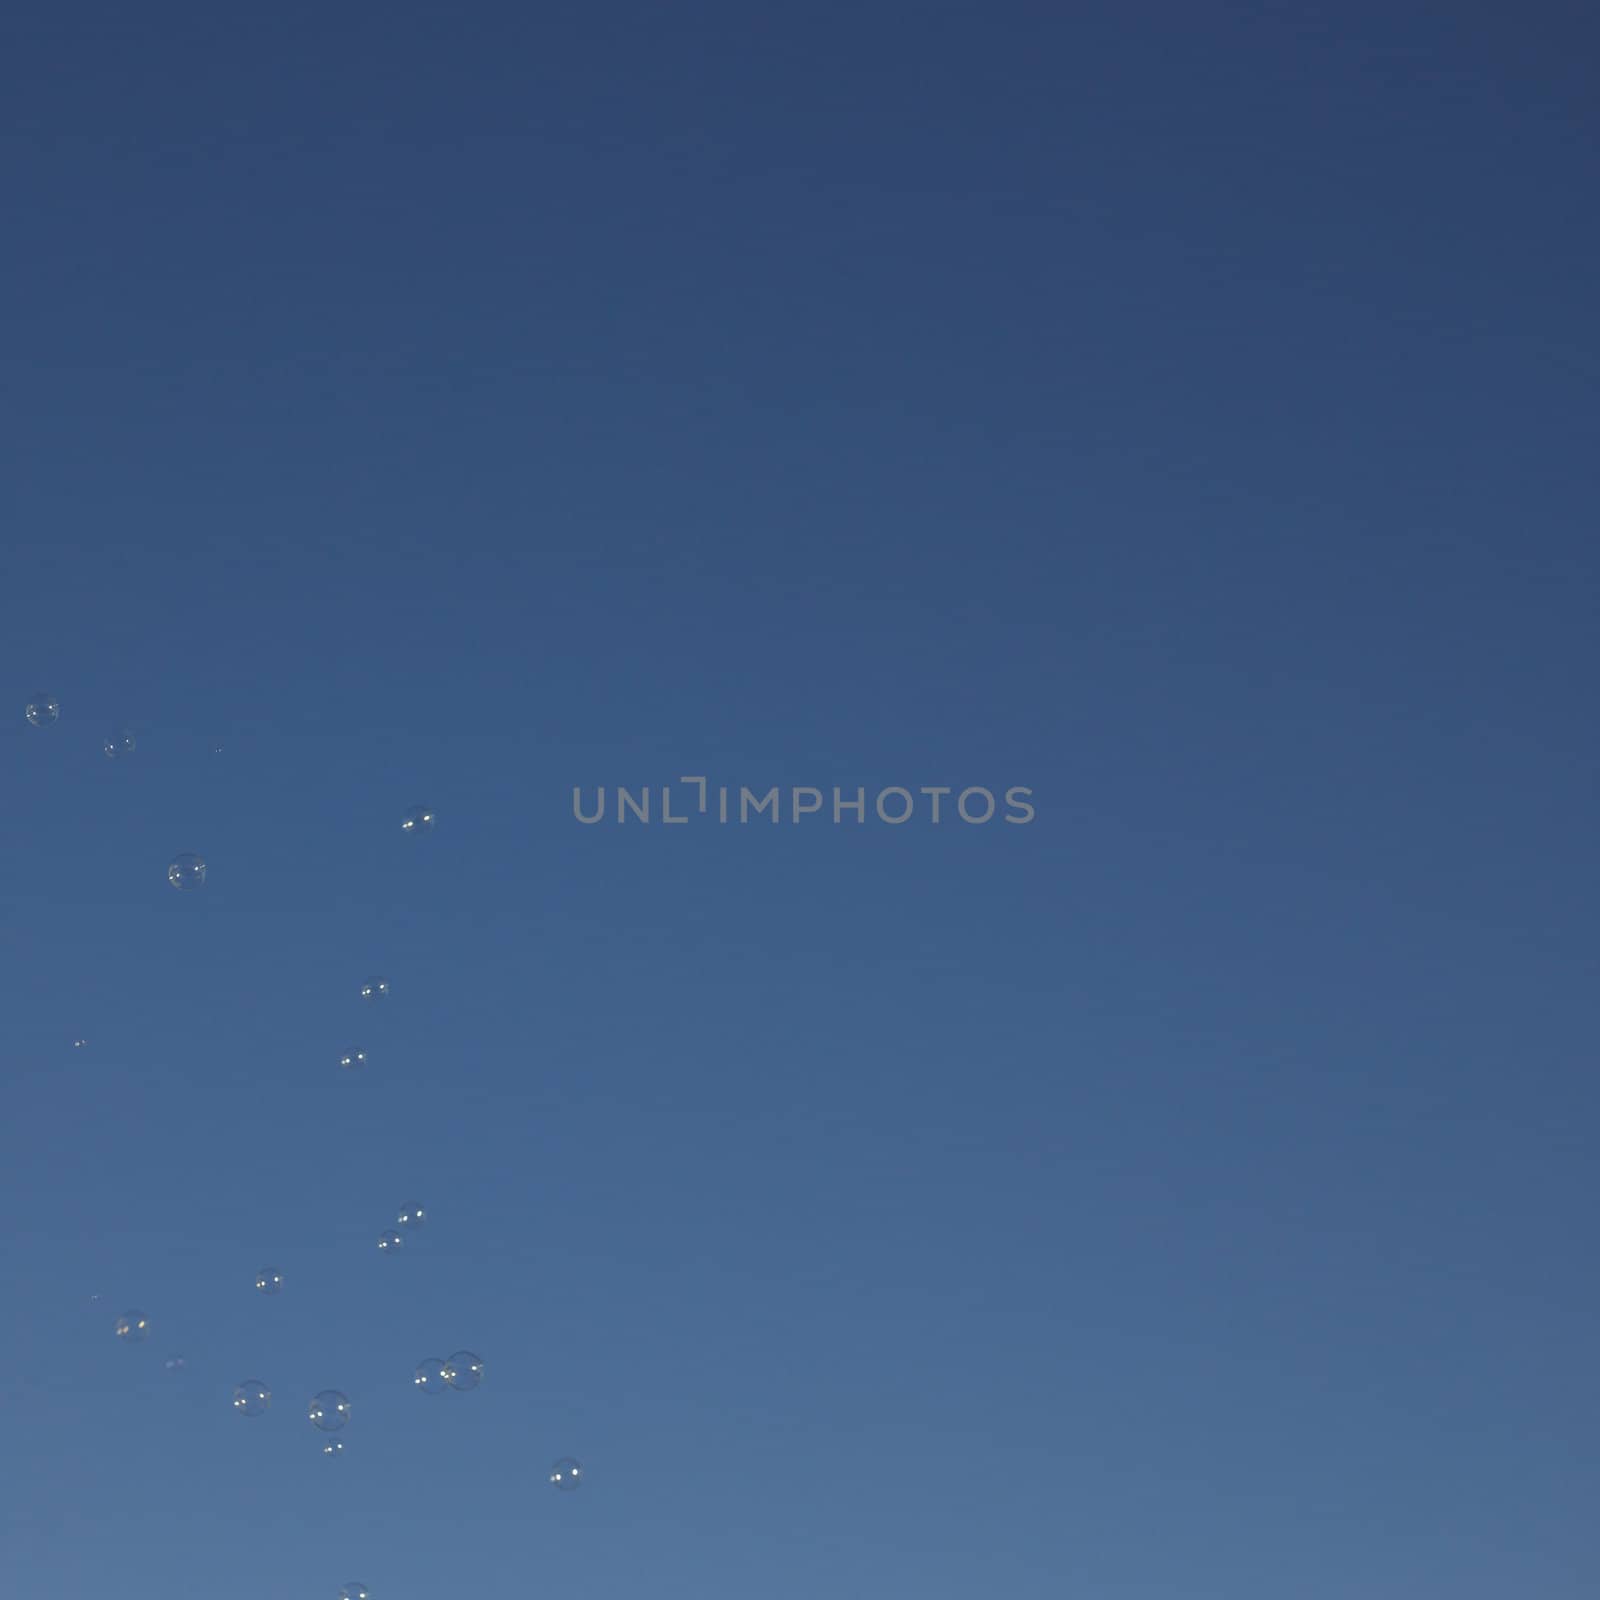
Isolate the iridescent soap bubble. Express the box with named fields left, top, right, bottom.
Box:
left=443, top=1352, right=483, bottom=1392
left=167, top=852, right=206, bottom=890
left=396, top=1202, right=426, bottom=1231
left=322, top=1438, right=346, bottom=1458
left=550, top=1457, right=583, bottom=1491
left=339, top=1050, right=367, bottom=1071
left=359, top=977, right=389, bottom=1001
left=339, top=1586, right=370, bottom=1600
left=115, top=1311, right=149, bottom=1343
left=25, top=694, right=59, bottom=727
left=233, top=1380, right=271, bottom=1416
left=308, top=1390, right=351, bottom=1432
left=103, top=729, right=136, bottom=759
left=413, top=1357, right=448, bottom=1394
left=255, top=1269, right=283, bottom=1295
left=400, top=806, right=435, bottom=835
left=377, top=1230, right=403, bottom=1254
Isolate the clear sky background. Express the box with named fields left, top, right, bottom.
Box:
left=2, top=3, right=1597, bottom=1597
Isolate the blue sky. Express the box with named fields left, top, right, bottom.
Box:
left=2, top=3, right=1597, bottom=1596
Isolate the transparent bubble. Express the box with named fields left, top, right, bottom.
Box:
left=322, top=1438, right=346, bottom=1458
left=360, top=977, right=390, bottom=1001
left=443, top=1352, right=483, bottom=1392
left=233, top=1380, right=271, bottom=1416
left=339, top=1050, right=368, bottom=1071
left=396, top=1202, right=426, bottom=1231
left=115, top=1311, right=149, bottom=1343
left=103, top=729, right=136, bottom=759
left=377, top=1230, right=403, bottom=1254
left=255, top=1269, right=283, bottom=1295
left=413, top=1357, right=449, bottom=1394
left=339, top=1586, right=370, bottom=1600
left=165, top=1355, right=187, bottom=1372
left=308, top=1389, right=351, bottom=1432
left=167, top=852, right=206, bottom=890
left=550, top=1457, right=583, bottom=1491
left=25, top=694, right=59, bottom=727
left=72, top=1038, right=87, bottom=1050
left=400, top=806, right=436, bottom=835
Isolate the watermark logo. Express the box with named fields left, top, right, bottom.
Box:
left=572, top=779, right=1035, bottom=826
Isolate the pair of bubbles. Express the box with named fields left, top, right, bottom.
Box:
left=26, top=699, right=221, bottom=757
left=165, top=802, right=432, bottom=897
left=378, top=1201, right=426, bottom=1254
left=113, top=1314, right=185, bottom=1373
left=339, top=976, right=391, bottom=1074
left=414, top=1352, right=484, bottom=1393
left=251, top=1202, right=421, bottom=1273
left=229, top=1382, right=350, bottom=1428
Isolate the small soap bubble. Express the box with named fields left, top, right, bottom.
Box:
left=413, top=1357, right=448, bottom=1394
left=232, top=1380, right=271, bottom=1416
left=443, top=1352, right=484, bottom=1391
left=400, top=806, right=436, bottom=835
left=167, top=852, right=206, bottom=890
left=550, top=1457, right=583, bottom=1491
left=377, top=1230, right=403, bottom=1253
left=339, top=1586, right=370, bottom=1600
left=322, top=1438, right=346, bottom=1458
left=103, top=729, right=136, bottom=759
left=115, top=1311, right=149, bottom=1343
left=165, top=1355, right=187, bottom=1372
left=255, top=1269, right=283, bottom=1295
left=72, top=1038, right=88, bottom=1050
left=339, top=1050, right=368, bottom=1071
left=25, top=694, right=59, bottom=726
left=308, top=1390, right=351, bottom=1432
left=360, top=977, right=390, bottom=1001
left=396, top=1202, right=426, bottom=1231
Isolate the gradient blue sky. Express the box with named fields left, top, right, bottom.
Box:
left=2, top=4, right=1597, bottom=1597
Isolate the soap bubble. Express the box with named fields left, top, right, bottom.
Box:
left=322, top=1438, right=346, bottom=1458
left=550, top=1457, right=583, bottom=1491
left=308, top=1390, right=351, bottom=1432
left=115, top=1311, right=149, bottom=1343
left=413, top=1357, right=448, bottom=1394
left=255, top=1269, right=283, bottom=1295
left=400, top=806, right=435, bottom=835
left=103, top=729, right=136, bottom=759
left=443, top=1352, right=483, bottom=1392
left=72, top=1038, right=87, bottom=1050
left=377, top=1230, right=403, bottom=1253
left=165, top=1355, right=187, bottom=1372
left=25, top=694, right=59, bottom=726
left=339, top=1050, right=367, bottom=1071
left=359, top=977, right=389, bottom=1001
left=339, top=1586, right=370, bottom=1600
left=396, top=1202, right=426, bottom=1231
left=233, top=1380, right=271, bottom=1416
left=167, top=852, right=206, bottom=890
